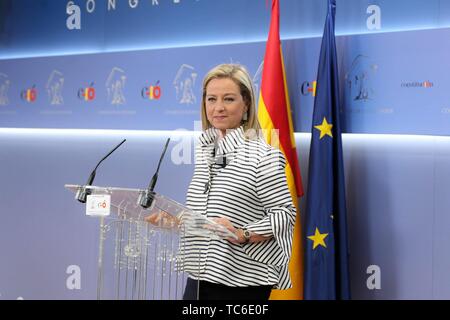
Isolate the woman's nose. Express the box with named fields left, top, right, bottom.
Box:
left=215, top=102, right=225, bottom=111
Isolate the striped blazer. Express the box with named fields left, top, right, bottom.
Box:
left=183, top=126, right=296, bottom=289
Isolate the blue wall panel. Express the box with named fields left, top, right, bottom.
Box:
left=1, top=27, right=449, bottom=135
left=2, top=0, right=450, bottom=59
left=1, top=0, right=449, bottom=300
left=1, top=130, right=449, bottom=299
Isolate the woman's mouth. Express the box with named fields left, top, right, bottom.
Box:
left=214, top=116, right=227, bottom=120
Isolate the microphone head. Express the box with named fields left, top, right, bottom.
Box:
left=138, top=189, right=156, bottom=209
left=76, top=186, right=91, bottom=203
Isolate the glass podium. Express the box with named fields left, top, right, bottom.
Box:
left=65, top=184, right=236, bottom=300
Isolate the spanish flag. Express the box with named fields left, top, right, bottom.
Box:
left=257, top=0, right=304, bottom=300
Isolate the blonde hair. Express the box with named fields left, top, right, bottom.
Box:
left=200, top=64, right=261, bottom=134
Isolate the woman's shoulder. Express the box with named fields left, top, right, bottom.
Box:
left=245, top=136, right=281, bottom=152
left=243, top=137, right=286, bottom=163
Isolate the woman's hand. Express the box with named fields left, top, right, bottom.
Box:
left=211, top=217, right=271, bottom=244
left=211, top=217, right=250, bottom=244
left=144, top=210, right=179, bottom=229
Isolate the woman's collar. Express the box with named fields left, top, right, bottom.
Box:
left=199, top=126, right=246, bottom=154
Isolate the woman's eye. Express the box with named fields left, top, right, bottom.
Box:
left=207, top=97, right=216, bottom=102
left=225, top=98, right=234, bottom=103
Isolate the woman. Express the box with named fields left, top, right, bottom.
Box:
left=146, top=64, right=296, bottom=299
left=178, top=63, right=297, bottom=300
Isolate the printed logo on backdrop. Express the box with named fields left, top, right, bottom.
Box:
left=0, top=73, right=10, bottom=106
left=366, top=265, right=381, bottom=290
left=400, top=80, right=434, bottom=88
left=441, top=107, right=450, bottom=115
left=253, top=61, right=264, bottom=94
left=66, top=1, right=81, bottom=30
left=345, top=55, right=378, bottom=102
left=78, top=82, right=96, bottom=101
left=174, top=64, right=197, bottom=105
left=66, top=265, right=81, bottom=290
left=301, top=81, right=317, bottom=97
left=21, top=85, right=38, bottom=103
left=366, top=5, right=381, bottom=31
left=141, top=81, right=162, bottom=101
left=46, top=70, right=65, bottom=105
left=106, top=67, right=127, bottom=105
left=66, top=0, right=195, bottom=30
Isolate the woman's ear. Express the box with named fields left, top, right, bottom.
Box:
left=244, top=100, right=250, bottom=113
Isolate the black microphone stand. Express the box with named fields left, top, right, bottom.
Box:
left=138, top=138, right=171, bottom=209
left=76, top=139, right=126, bottom=203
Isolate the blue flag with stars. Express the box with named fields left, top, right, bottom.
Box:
left=304, top=0, right=351, bottom=300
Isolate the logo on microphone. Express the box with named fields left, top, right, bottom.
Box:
left=97, top=200, right=107, bottom=209
left=86, top=194, right=111, bottom=217
left=78, top=82, right=96, bottom=101
left=141, top=81, right=162, bottom=100
left=0, top=73, right=10, bottom=106
left=21, top=85, right=38, bottom=103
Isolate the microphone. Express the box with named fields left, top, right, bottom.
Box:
left=138, top=137, right=171, bottom=209
left=213, top=147, right=227, bottom=168
left=76, top=139, right=126, bottom=203
left=203, top=145, right=227, bottom=194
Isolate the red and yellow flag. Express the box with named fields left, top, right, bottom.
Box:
left=257, top=0, right=304, bottom=300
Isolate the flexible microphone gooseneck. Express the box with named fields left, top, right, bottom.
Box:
left=203, top=144, right=228, bottom=194
left=213, top=147, right=227, bottom=168
left=138, top=138, right=171, bottom=209
left=76, top=139, right=126, bottom=203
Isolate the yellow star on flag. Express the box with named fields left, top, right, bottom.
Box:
left=314, top=117, right=333, bottom=139
left=307, top=227, right=329, bottom=250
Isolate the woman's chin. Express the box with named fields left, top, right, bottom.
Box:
left=212, top=123, right=228, bottom=131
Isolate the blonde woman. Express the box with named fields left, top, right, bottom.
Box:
left=179, top=64, right=296, bottom=300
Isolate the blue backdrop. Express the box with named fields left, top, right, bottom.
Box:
left=1, top=27, right=449, bottom=135
left=2, top=0, right=450, bottom=58
left=1, top=0, right=450, bottom=300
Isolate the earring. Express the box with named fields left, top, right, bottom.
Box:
left=242, top=112, right=248, bottom=121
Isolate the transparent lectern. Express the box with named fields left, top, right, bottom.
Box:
left=65, top=184, right=235, bottom=300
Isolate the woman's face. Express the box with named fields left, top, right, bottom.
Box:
left=205, top=77, right=248, bottom=135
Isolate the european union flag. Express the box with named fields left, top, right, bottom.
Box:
left=304, top=0, right=351, bottom=300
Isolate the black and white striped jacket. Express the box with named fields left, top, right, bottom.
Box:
left=183, top=126, right=296, bottom=289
